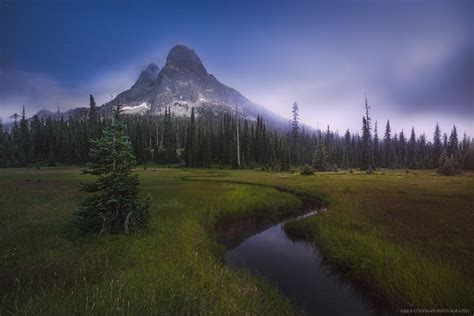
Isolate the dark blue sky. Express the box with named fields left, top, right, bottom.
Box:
left=1, top=0, right=473, bottom=136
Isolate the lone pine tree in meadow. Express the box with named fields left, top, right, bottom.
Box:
left=74, top=101, right=150, bottom=235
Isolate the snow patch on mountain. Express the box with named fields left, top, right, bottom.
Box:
left=122, top=103, right=150, bottom=114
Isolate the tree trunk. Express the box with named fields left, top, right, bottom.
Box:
left=124, top=212, right=133, bottom=235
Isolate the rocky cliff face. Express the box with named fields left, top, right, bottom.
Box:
left=30, top=45, right=286, bottom=126
left=103, top=45, right=285, bottom=124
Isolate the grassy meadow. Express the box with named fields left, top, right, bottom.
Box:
left=0, top=167, right=473, bottom=314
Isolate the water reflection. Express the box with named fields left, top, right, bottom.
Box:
left=225, top=211, right=393, bottom=315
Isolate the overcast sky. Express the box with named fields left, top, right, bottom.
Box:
left=1, top=0, right=473, bottom=137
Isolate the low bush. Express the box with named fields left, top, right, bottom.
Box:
left=437, top=153, right=462, bottom=176
left=300, top=164, right=315, bottom=175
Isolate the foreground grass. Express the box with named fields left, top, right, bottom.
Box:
left=1, top=167, right=473, bottom=313
left=201, top=169, right=474, bottom=309
left=0, top=168, right=300, bottom=315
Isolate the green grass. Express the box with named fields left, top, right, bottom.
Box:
left=0, top=168, right=300, bottom=315
left=280, top=170, right=474, bottom=309
left=0, top=167, right=473, bottom=313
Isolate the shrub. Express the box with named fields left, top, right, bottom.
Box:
left=366, top=164, right=374, bottom=174
left=279, top=163, right=291, bottom=172
left=300, top=164, right=315, bottom=175
left=437, top=151, right=462, bottom=176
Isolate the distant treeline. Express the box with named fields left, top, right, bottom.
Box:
left=1, top=96, right=473, bottom=171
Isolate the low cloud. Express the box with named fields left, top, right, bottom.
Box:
left=0, top=64, right=143, bottom=119
left=240, top=29, right=473, bottom=138
left=0, top=68, right=74, bottom=117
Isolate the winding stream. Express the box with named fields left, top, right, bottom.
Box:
left=223, top=204, right=392, bottom=315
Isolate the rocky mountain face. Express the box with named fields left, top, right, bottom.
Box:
left=26, top=45, right=286, bottom=127
left=103, top=45, right=286, bottom=125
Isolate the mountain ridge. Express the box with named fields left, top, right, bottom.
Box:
left=26, top=45, right=289, bottom=127
left=102, top=45, right=287, bottom=126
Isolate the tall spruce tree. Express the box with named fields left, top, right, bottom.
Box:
left=235, top=105, right=241, bottom=168
left=443, top=133, right=448, bottom=150
left=418, top=133, right=429, bottom=169
left=18, top=107, right=31, bottom=166
left=342, top=129, right=352, bottom=168
left=184, top=107, right=197, bottom=167
left=398, top=130, right=407, bottom=168
left=312, top=140, right=328, bottom=171
left=361, top=117, right=371, bottom=170
left=0, top=117, right=6, bottom=167
left=89, top=94, right=98, bottom=122
left=383, top=120, right=393, bottom=168
left=74, top=101, right=150, bottom=235
left=373, top=121, right=380, bottom=167
left=448, top=125, right=459, bottom=157
left=360, top=95, right=374, bottom=170
left=407, top=127, right=417, bottom=169
left=433, top=123, right=442, bottom=168
left=290, top=102, right=299, bottom=165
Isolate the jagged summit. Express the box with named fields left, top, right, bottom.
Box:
left=107, top=45, right=284, bottom=125
left=135, top=63, right=160, bottom=86
left=141, top=63, right=160, bottom=79
left=164, top=45, right=207, bottom=75
left=33, top=45, right=286, bottom=126
left=146, top=62, right=160, bottom=73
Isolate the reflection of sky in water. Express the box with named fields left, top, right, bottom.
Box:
left=226, top=222, right=372, bottom=315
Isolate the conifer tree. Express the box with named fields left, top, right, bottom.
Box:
left=443, top=133, right=448, bottom=149
left=184, top=107, right=197, bottom=167
left=398, top=130, right=407, bottom=167
left=383, top=120, right=393, bottom=168
left=89, top=94, right=98, bottom=122
left=290, top=102, right=300, bottom=165
left=17, top=107, right=31, bottom=166
left=312, top=140, right=328, bottom=171
left=360, top=95, right=374, bottom=170
left=418, top=133, right=429, bottom=169
left=235, top=105, right=241, bottom=168
left=407, top=127, right=417, bottom=169
left=0, top=117, right=6, bottom=168
left=361, top=117, right=372, bottom=170
left=1, top=96, right=471, bottom=172
left=437, top=149, right=461, bottom=176
left=448, top=125, right=459, bottom=157
left=74, top=101, right=150, bottom=235
left=373, top=121, right=380, bottom=167
left=433, top=123, right=442, bottom=168
left=342, top=129, right=352, bottom=168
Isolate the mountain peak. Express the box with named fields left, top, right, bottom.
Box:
left=165, top=45, right=207, bottom=74
left=145, top=63, right=159, bottom=73
left=100, top=45, right=286, bottom=127
left=136, top=63, right=160, bottom=86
